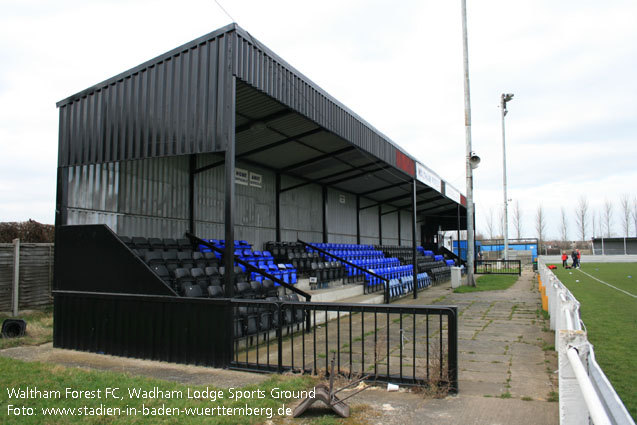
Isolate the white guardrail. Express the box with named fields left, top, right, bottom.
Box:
left=538, top=259, right=635, bottom=425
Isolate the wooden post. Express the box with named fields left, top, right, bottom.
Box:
left=13, top=238, right=20, bottom=317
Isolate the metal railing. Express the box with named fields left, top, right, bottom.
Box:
left=230, top=299, right=458, bottom=391
left=539, top=260, right=634, bottom=425
left=186, top=233, right=312, bottom=302
left=475, top=259, right=521, bottom=275
left=297, top=239, right=391, bottom=303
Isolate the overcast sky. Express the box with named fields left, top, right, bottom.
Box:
left=1, top=0, right=636, bottom=239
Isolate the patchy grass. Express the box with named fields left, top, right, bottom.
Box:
left=552, top=263, right=637, bottom=420
left=547, top=391, right=559, bottom=402
left=0, top=306, right=53, bottom=350
left=0, top=356, right=317, bottom=424
left=453, top=275, right=518, bottom=293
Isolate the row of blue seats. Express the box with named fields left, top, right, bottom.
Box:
left=201, top=239, right=252, bottom=249
left=388, top=273, right=432, bottom=298
left=199, top=239, right=299, bottom=286
left=365, top=265, right=414, bottom=287
left=319, top=250, right=386, bottom=261
left=309, top=243, right=375, bottom=250
left=345, top=258, right=401, bottom=280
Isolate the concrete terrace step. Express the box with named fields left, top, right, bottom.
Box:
left=305, top=282, right=364, bottom=303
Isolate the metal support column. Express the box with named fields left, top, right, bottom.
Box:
left=322, top=185, right=328, bottom=243
left=412, top=180, right=418, bottom=299
left=457, top=205, right=461, bottom=260
left=55, top=166, right=69, bottom=228
left=188, top=154, right=196, bottom=234
left=54, top=166, right=69, bottom=292
left=356, top=195, right=361, bottom=245
left=378, top=205, right=383, bottom=245
left=276, top=173, right=281, bottom=242
left=398, top=209, right=402, bottom=246
left=223, top=78, right=236, bottom=298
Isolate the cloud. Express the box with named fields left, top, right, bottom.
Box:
left=0, top=0, right=636, bottom=234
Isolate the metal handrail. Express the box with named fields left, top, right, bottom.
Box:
left=297, top=239, right=390, bottom=303
left=186, top=233, right=311, bottom=302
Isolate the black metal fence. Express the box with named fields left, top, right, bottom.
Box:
left=475, top=260, right=521, bottom=275
left=231, top=300, right=458, bottom=391
left=54, top=291, right=457, bottom=392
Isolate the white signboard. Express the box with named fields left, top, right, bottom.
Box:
left=249, top=172, right=262, bottom=188
left=339, top=194, right=346, bottom=204
left=445, top=184, right=461, bottom=204
left=415, top=163, right=441, bottom=192
left=235, top=168, right=249, bottom=186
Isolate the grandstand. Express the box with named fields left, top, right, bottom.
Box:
left=52, top=23, right=465, bottom=382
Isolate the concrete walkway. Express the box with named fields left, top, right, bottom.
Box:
left=339, top=266, right=560, bottom=425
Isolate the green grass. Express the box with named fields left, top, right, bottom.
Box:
left=552, top=263, right=637, bottom=420
left=0, top=356, right=316, bottom=424
left=453, top=274, right=518, bottom=293
left=0, top=307, right=53, bottom=350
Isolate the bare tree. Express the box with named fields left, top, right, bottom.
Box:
left=603, top=198, right=613, bottom=237
left=484, top=207, right=495, bottom=240
left=619, top=194, right=631, bottom=237
left=536, top=205, right=547, bottom=249
left=560, top=207, right=568, bottom=242
left=512, top=201, right=523, bottom=239
left=498, top=206, right=505, bottom=239
left=633, top=196, right=637, bottom=237
left=574, top=196, right=589, bottom=242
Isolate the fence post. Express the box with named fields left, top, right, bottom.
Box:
left=448, top=307, right=459, bottom=393
left=12, top=238, right=20, bottom=317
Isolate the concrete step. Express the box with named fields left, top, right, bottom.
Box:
left=306, top=282, right=364, bottom=303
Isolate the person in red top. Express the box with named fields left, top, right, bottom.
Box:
left=577, top=249, right=581, bottom=268
left=561, top=252, right=568, bottom=268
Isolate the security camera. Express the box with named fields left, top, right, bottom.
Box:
left=469, top=152, right=481, bottom=169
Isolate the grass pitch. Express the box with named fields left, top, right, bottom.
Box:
left=453, top=274, right=518, bottom=293
left=551, top=262, right=636, bottom=420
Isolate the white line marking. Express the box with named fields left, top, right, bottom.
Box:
left=576, top=269, right=637, bottom=299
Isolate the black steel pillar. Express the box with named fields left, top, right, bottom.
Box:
left=223, top=78, right=236, bottom=298
left=397, top=209, right=402, bottom=246
left=188, top=154, right=196, bottom=234
left=457, top=205, right=461, bottom=260
left=54, top=166, right=69, bottom=291
left=54, top=166, right=69, bottom=228
left=322, top=185, right=328, bottom=243
left=378, top=205, right=383, bottom=245
left=275, top=173, right=281, bottom=242
left=356, top=195, right=361, bottom=245
left=412, top=180, right=418, bottom=299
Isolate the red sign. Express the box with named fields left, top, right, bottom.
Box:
left=395, top=150, right=415, bottom=176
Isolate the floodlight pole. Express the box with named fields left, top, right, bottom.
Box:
left=461, top=0, right=475, bottom=286
left=501, top=93, right=513, bottom=260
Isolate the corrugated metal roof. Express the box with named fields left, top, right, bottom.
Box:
left=57, top=23, right=465, bottom=220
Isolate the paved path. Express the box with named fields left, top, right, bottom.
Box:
left=338, top=267, right=560, bottom=425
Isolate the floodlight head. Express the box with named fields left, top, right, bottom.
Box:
left=469, top=152, right=481, bottom=169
